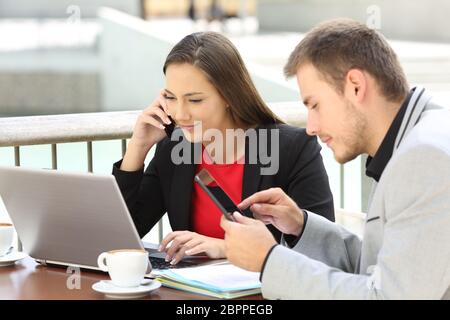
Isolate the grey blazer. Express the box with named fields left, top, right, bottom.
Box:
left=261, top=87, right=450, bottom=299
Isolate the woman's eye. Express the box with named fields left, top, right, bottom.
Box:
left=189, top=99, right=203, bottom=104
left=165, top=96, right=175, bottom=101
left=311, top=103, right=318, bottom=110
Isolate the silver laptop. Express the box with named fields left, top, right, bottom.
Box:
left=0, top=166, right=210, bottom=273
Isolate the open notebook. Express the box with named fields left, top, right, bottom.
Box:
left=155, top=262, right=261, bottom=299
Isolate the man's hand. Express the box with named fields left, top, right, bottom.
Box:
left=238, top=187, right=305, bottom=236
left=159, top=231, right=226, bottom=265
left=220, top=211, right=277, bottom=272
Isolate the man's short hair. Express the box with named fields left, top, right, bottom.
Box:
left=284, top=19, right=409, bottom=102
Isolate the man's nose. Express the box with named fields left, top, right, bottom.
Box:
left=306, top=113, right=319, bottom=136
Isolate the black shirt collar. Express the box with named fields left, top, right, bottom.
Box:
left=365, top=89, right=414, bottom=182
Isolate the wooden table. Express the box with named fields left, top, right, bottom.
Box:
left=0, top=256, right=262, bottom=300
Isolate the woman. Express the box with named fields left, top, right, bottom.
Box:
left=112, top=32, right=334, bottom=265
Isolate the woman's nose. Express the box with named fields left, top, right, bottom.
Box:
left=172, top=103, right=190, bottom=122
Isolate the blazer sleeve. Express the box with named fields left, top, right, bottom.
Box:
left=112, top=143, right=167, bottom=238
left=285, top=210, right=362, bottom=271
left=261, top=145, right=450, bottom=299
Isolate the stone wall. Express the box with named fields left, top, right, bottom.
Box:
left=0, top=72, right=100, bottom=116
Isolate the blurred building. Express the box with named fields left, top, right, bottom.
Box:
left=1, top=0, right=449, bottom=117
left=0, top=0, right=142, bottom=18
left=0, top=1, right=142, bottom=116
left=257, top=0, right=450, bottom=43
left=0, top=0, right=259, bottom=117
left=144, top=0, right=256, bottom=19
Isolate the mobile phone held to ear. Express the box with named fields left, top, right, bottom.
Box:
left=164, top=115, right=175, bottom=137
left=194, top=169, right=239, bottom=222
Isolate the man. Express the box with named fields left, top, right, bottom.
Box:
left=221, top=19, right=450, bottom=299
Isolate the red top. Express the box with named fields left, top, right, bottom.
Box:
left=191, top=149, right=244, bottom=239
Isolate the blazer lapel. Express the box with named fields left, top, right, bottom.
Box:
left=367, top=87, right=432, bottom=219
left=241, top=128, right=264, bottom=218
left=242, top=162, right=262, bottom=218
left=168, top=142, right=200, bottom=230
left=394, top=86, right=432, bottom=151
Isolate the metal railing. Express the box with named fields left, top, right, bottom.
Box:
left=1, top=110, right=139, bottom=170
left=1, top=102, right=321, bottom=244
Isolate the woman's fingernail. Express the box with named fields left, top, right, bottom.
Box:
left=160, top=124, right=165, bottom=130
left=165, top=255, right=171, bottom=262
left=170, top=259, right=177, bottom=265
left=252, top=204, right=261, bottom=209
left=158, top=245, right=162, bottom=252
left=185, top=250, right=192, bottom=255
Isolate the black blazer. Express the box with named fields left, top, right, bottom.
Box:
left=113, top=123, right=334, bottom=242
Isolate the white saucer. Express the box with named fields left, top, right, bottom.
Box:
left=0, top=251, right=28, bottom=267
left=92, top=279, right=161, bottom=299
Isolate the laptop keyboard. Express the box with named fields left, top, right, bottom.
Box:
left=149, top=256, right=198, bottom=270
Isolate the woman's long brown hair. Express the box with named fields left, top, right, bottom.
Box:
left=163, top=32, right=284, bottom=126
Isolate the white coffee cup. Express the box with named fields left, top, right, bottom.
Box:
left=0, top=223, right=14, bottom=256
left=97, top=249, right=149, bottom=287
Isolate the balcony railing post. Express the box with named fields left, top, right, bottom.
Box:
left=158, top=220, right=164, bottom=243
left=361, top=155, right=371, bottom=212
left=13, top=147, right=23, bottom=251
left=14, top=146, right=20, bottom=167
left=121, top=139, right=127, bottom=157
left=51, top=144, right=58, bottom=170
left=87, top=141, right=93, bottom=173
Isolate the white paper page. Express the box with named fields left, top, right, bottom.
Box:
left=167, top=263, right=261, bottom=290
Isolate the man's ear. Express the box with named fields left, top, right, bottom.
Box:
left=344, top=69, right=367, bottom=104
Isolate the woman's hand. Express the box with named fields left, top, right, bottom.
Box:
left=130, top=90, right=172, bottom=151
left=159, top=231, right=226, bottom=265
left=120, top=90, right=172, bottom=172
